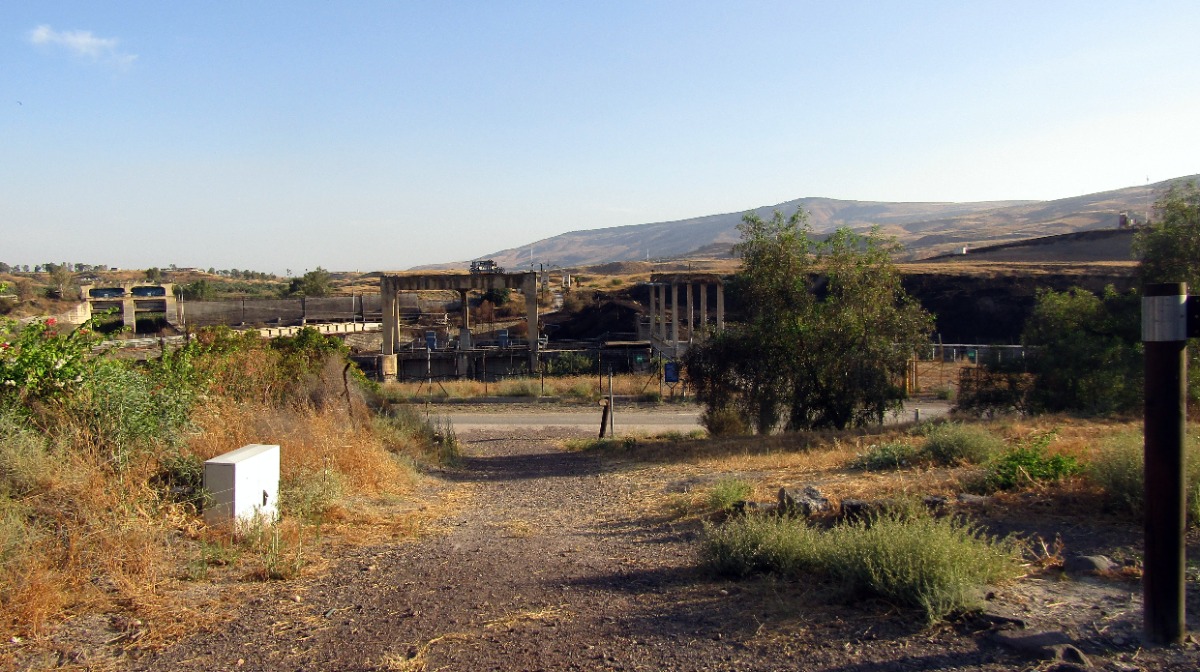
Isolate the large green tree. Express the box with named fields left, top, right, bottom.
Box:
left=1135, top=180, right=1200, bottom=286
left=287, top=267, right=333, bottom=297
left=685, top=209, right=932, bottom=433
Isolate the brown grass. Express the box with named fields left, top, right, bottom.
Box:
left=383, top=372, right=668, bottom=401
left=597, top=415, right=1146, bottom=524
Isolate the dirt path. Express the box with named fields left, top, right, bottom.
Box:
left=130, top=429, right=1192, bottom=671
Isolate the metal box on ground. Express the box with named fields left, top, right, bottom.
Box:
left=203, top=444, right=280, bottom=528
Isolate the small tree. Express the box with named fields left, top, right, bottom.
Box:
left=685, top=209, right=932, bottom=433
left=287, top=267, right=333, bottom=297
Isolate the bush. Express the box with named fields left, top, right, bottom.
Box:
left=707, top=478, right=754, bottom=512
left=922, top=423, right=1003, bottom=466
left=1088, top=430, right=1200, bottom=521
left=703, top=509, right=1021, bottom=622
left=851, top=441, right=920, bottom=471
left=983, top=432, right=1080, bottom=491
left=700, top=407, right=749, bottom=437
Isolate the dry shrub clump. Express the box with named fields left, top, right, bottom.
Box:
left=0, top=323, right=446, bottom=642
left=703, top=507, right=1022, bottom=623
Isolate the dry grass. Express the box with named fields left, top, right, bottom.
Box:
left=383, top=372, right=668, bottom=401
left=597, top=415, right=1146, bottom=525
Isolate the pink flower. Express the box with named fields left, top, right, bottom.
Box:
left=45, top=318, right=57, bottom=326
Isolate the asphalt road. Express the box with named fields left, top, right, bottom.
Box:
left=438, top=400, right=953, bottom=433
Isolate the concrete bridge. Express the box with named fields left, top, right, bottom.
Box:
left=378, top=272, right=539, bottom=380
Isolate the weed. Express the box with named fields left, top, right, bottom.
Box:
left=851, top=441, right=920, bottom=471
left=1087, top=430, right=1200, bottom=521
left=922, top=423, right=1003, bottom=466
left=984, top=433, right=1080, bottom=491
left=707, top=478, right=754, bottom=512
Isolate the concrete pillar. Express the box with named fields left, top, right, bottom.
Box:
left=381, top=278, right=397, bottom=356
left=716, top=282, right=725, bottom=332
left=655, top=284, right=665, bottom=340
left=685, top=282, right=694, bottom=342
left=122, top=298, right=137, bottom=329
left=700, top=282, right=708, bottom=334
left=648, top=284, right=657, bottom=343
left=457, top=289, right=472, bottom=351
left=380, top=354, right=398, bottom=382
left=525, top=273, right=539, bottom=372
left=670, top=282, right=680, bottom=345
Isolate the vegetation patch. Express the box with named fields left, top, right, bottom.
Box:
left=703, top=509, right=1022, bottom=622
left=982, top=431, right=1080, bottom=491
left=706, top=478, right=754, bottom=512
left=1087, top=430, right=1200, bottom=522
left=921, top=423, right=1004, bottom=466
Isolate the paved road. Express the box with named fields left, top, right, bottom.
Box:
left=440, top=400, right=953, bottom=433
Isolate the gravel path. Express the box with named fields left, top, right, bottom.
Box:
left=130, top=428, right=1195, bottom=671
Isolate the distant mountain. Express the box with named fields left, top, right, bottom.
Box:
left=415, top=176, right=1195, bottom=270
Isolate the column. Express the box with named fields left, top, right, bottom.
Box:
left=700, top=282, right=708, bottom=334
left=381, top=278, right=396, bottom=355
left=716, top=282, right=725, bottom=332
left=525, top=274, right=539, bottom=372
left=657, top=284, right=667, bottom=341
left=670, top=282, right=680, bottom=345
left=457, top=289, right=472, bottom=350
left=685, top=282, right=694, bottom=342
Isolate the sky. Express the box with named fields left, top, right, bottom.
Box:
left=3, top=2, right=1199, bottom=274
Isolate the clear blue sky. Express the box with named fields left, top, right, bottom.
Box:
left=4, top=2, right=1198, bottom=274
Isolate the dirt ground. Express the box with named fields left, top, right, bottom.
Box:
left=15, top=426, right=1200, bottom=671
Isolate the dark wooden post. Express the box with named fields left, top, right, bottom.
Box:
left=1142, top=282, right=1188, bottom=644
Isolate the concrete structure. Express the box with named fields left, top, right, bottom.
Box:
left=379, top=272, right=539, bottom=379
left=644, top=273, right=726, bottom=357
left=78, top=281, right=180, bottom=330
left=203, top=444, right=280, bottom=529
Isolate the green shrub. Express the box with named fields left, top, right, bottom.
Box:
left=703, top=509, right=1021, bottom=622
left=922, top=423, right=1003, bottom=466
left=700, top=407, right=749, bottom=437
left=1088, top=430, right=1200, bottom=521
left=851, top=441, right=920, bottom=471
left=546, top=351, right=594, bottom=376
left=984, top=432, right=1080, bottom=491
left=826, top=512, right=1021, bottom=622
left=707, top=478, right=754, bottom=512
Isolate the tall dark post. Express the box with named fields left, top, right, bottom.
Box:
left=1142, top=282, right=1188, bottom=644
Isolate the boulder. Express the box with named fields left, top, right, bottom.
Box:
left=778, top=486, right=830, bottom=517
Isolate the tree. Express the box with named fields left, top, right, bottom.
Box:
left=685, top=209, right=932, bottom=433
left=145, top=267, right=163, bottom=283
left=46, top=263, right=74, bottom=297
left=1019, top=286, right=1142, bottom=415
left=1134, top=181, right=1200, bottom=286
left=287, top=267, right=332, bottom=297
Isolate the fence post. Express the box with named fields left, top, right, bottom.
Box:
left=1142, top=282, right=1188, bottom=645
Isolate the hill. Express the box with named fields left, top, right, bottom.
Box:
left=415, top=175, right=1195, bottom=270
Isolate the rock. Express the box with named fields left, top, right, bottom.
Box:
left=730, top=500, right=761, bottom=516
left=957, top=493, right=992, bottom=506
left=778, top=486, right=830, bottom=517
left=923, top=494, right=948, bottom=512
left=1063, top=555, right=1116, bottom=575
left=839, top=498, right=897, bottom=522
left=990, top=630, right=1092, bottom=667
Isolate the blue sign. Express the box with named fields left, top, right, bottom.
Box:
left=664, top=361, right=679, bottom=384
